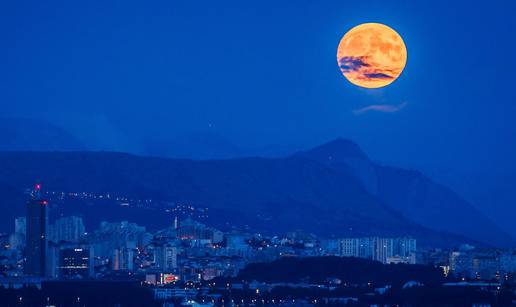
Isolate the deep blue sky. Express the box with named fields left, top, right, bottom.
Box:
left=1, top=1, right=516, bottom=231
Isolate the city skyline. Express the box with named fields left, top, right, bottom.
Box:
left=1, top=182, right=515, bottom=305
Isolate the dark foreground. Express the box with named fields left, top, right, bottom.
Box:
left=1, top=257, right=515, bottom=306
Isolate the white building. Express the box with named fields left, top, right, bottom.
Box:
left=154, top=244, right=178, bottom=271
left=338, top=237, right=416, bottom=264
left=50, top=216, right=85, bottom=243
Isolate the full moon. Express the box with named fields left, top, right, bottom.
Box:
left=337, top=23, right=407, bottom=88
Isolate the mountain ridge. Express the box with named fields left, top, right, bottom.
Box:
left=296, top=139, right=514, bottom=246
left=0, top=139, right=512, bottom=247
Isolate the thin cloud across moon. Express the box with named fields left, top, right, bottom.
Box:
left=337, top=23, right=407, bottom=88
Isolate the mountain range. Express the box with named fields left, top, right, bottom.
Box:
left=0, top=117, right=84, bottom=152
left=0, top=138, right=512, bottom=247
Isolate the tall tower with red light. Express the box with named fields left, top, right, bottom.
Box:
left=25, top=183, right=49, bottom=276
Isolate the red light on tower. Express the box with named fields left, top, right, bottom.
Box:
left=35, top=184, right=41, bottom=190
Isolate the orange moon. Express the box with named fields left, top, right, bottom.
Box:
left=337, top=23, right=407, bottom=88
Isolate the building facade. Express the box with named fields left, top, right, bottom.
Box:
left=59, top=246, right=94, bottom=279
left=50, top=216, right=85, bottom=243
left=25, top=184, right=49, bottom=277
left=338, top=237, right=416, bottom=264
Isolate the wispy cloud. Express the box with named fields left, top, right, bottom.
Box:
left=339, top=56, right=370, bottom=72
left=363, top=72, right=393, bottom=79
left=353, top=102, right=407, bottom=115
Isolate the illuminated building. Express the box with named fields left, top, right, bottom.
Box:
left=112, top=247, right=134, bottom=271
left=87, top=221, right=148, bottom=263
left=25, top=184, right=49, bottom=277
left=449, top=251, right=474, bottom=278
left=46, top=241, right=60, bottom=279
left=374, top=238, right=394, bottom=263
left=386, top=255, right=410, bottom=264
left=50, top=216, right=85, bottom=243
left=472, top=254, right=500, bottom=280
left=450, top=248, right=516, bottom=279
left=154, top=244, right=178, bottom=271
left=338, top=237, right=416, bottom=264
left=59, top=246, right=93, bottom=279
left=176, top=218, right=223, bottom=243
left=394, top=237, right=417, bottom=257
left=358, top=237, right=374, bottom=259
left=340, top=238, right=360, bottom=257
left=10, top=216, right=27, bottom=250
left=160, top=273, right=179, bottom=284
left=500, top=251, right=516, bottom=274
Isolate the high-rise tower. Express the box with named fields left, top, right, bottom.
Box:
left=25, top=183, right=49, bottom=276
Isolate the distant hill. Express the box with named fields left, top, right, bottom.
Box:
left=0, top=117, right=84, bottom=152
left=0, top=139, right=512, bottom=247
left=141, top=131, right=245, bottom=160
left=0, top=152, right=412, bottom=236
left=296, top=139, right=514, bottom=247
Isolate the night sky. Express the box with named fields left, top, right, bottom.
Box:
left=2, top=1, right=516, bottom=233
